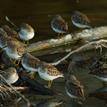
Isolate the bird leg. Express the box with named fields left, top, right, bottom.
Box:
left=23, top=41, right=29, bottom=46
left=15, top=60, right=21, bottom=66
left=48, top=80, right=53, bottom=88
left=10, top=59, right=16, bottom=65
left=26, top=41, right=30, bottom=46
left=29, top=72, right=37, bottom=79
left=57, top=33, right=64, bottom=39
left=10, top=59, right=20, bottom=66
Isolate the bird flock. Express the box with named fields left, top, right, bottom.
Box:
left=0, top=11, right=106, bottom=107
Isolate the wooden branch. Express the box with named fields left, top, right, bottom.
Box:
left=26, top=26, right=107, bottom=56
left=0, top=86, right=29, bottom=92
left=0, top=74, right=30, bottom=106
left=51, top=39, right=107, bottom=65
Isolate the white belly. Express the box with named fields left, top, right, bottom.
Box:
left=72, top=20, right=90, bottom=28
left=19, top=30, right=34, bottom=41
left=96, top=76, right=107, bottom=82
left=22, top=60, right=38, bottom=72
left=7, top=73, right=19, bottom=84
left=38, top=68, right=63, bottom=81
left=5, top=48, right=21, bottom=60
left=51, top=25, right=66, bottom=33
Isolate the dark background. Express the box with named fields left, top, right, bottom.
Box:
left=0, top=0, right=107, bottom=41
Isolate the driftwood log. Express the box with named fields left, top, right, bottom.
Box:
left=26, top=26, right=107, bottom=56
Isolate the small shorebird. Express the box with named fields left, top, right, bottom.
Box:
left=18, top=23, right=35, bottom=42
left=0, top=28, right=8, bottom=49
left=89, top=67, right=107, bottom=82
left=21, top=53, right=42, bottom=79
left=2, top=25, right=18, bottom=38
left=4, top=38, right=26, bottom=61
left=71, top=11, right=91, bottom=29
left=65, top=75, right=85, bottom=100
left=0, top=67, right=19, bottom=84
left=21, top=53, right=40, bottom=72
left=89, top=57, right=107, bottom=82
left=51, top=15, right=68, bottom=35
left=89, top=87, right=107, bottom=103
left=38, top=62, right=64, bottom=88
left=1, top=51, right=12, bottom=66
left=5, top=16, right=35, bottom=43
left=36, top=98, right=63, bottom=107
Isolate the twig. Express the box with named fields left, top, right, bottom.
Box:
left=0, top=74, right=31, bottom=107
left=51, top=39, right=107, bottom=65
left=5, top=16, right=18, bottom=29
left=0, top=86, right=28, bottom=92
left=26, top=26, right=107, bottom=56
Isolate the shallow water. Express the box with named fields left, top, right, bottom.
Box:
left=1, top=0, right=107, bottom=107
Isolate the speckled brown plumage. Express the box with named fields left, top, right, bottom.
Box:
left=22, top=53, right=41, bottom=69
left=71, top=11, right=91, bottom=28
left=65, top=75, right=85, bottom=100
left=89, top=58, right=107, bottom=80
left=19, top=23, right=34, bottom=32
left=7, top=38, right=26, bottom=56
left=2, top=25, right=18, bottom=38
left=51, top=15, right=68, bottom=33
left=40, top=62, right=63, bottom=76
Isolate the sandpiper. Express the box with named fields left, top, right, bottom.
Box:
left=0, top=67, right=19, bottom=84
left=51, top=15, right=68, bottom=34
left=65, top=75, right=85, bottom=100
left=71, top=11, right=91, bottom=28
left=89, top=67, right=107, bottom=82
left=4, top=38, right=26, bottom=60
left=36, top=98, right=63, bottom=107
left=2, top=25, right=18, bottom=38
left=38, top=62, right=64, bottom=88
left=5, top=16, right=35, bottom=43
left=18, top=23, right=35, bottom=42
left=21, top=53, right=40, bottom=72
left=89, top=57, right=107, bottom=82
left=89, top=87, right=107, bottom=102
left=0, top=28, right=8, bottom=49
